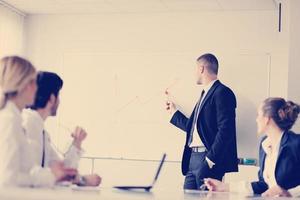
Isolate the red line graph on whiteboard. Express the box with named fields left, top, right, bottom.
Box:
left=114, top=77, right=180, bottom=114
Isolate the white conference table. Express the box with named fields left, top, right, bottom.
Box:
left=0, top=186, right=296, bottom=200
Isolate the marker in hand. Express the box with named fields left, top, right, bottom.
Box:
left=165, top=89, right=176, bottom=115
left=165, top=89, right=171, bottom=111
left=58, top=123, right=87, bottom=152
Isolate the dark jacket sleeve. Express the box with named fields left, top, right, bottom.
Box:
left=251, top=137, right=268, bottom=194
left=276, top=133, right=300, bottom=190
left=170, top=110, right=189, bottom=132
left=251, top=181, right=269, bottom=195
left=206, top=88, right=236, bottom=164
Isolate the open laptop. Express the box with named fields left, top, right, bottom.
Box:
left=113, top=153, right=167, bottom=192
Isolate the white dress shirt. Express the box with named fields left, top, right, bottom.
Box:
left=22, top=109, right=82, bottom=170
left=261, top=134, right=282, bottom=188
left=170, top=80, right=218, bottom=168
left=171, top=80, right=217, bottom=169
left=190, top=80, right=217, bottom=168
left=229, top=133, right=283, bottom=195
left=189, top=79, right=217, bottom=148
left=0, top=101, right=55, bottom=187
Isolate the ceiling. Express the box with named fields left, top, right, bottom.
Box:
left=1, top=0, right=278, bottom=15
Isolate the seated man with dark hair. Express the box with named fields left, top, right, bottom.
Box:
left=22, top=71, right=101, bottom=187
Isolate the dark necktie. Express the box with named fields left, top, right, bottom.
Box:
left=188, top=90, right=205, bottom=146
left=41, top=130, right=45, bottom=168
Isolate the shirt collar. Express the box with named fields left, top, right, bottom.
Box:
left=203, top=79, right=218, bottom=93
left=22, top=108, right=45, bottom=130
left=262, top=131, right=284, bottom=155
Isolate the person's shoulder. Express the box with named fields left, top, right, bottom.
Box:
left=214, top=81, right=236, bottom=98
left=22, top=109, right=44, bottom=137
left=22, top=108, right=34, bottom=117
left=0, top=107, right=19, bottom=123
left=22, top=108, right=41, bottom=123
left=286, top=131, right=300, bottom=139
left=0, top=108, right=22, bottom=136
left=216, top=81, right=234, bottom=92
left=284, top=131, right=300, bottom=149
left=22, top=109, right=34, bottom=126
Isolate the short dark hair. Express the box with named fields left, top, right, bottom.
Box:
left=31, top=71, right=63, bottom=110
left=262, top=97, right=300, bottom=131
left=197, top=53, right=219, bottom=75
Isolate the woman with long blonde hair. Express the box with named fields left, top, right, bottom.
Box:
left=0, top=56, right=77, bottom=187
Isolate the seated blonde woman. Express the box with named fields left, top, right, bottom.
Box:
left=205, top=97, right=300, bottom=197
left=0, top=56, right=77, bottom=187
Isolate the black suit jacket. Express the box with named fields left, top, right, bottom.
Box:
left=170, top=80, right=238, bottom=175
left=251, top=131, right=300, bottom=194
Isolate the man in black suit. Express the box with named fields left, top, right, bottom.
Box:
left=166, top=53, right=238, bottom=190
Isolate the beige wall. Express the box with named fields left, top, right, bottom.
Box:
left=288, top=0, right=300, bottom=132
left=1, top=0, right=298, bottom=188
left=0, top=4, right=24, bottom=58
left=23, top=8, right=290, bottom=161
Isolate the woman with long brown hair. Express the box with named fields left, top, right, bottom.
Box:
left=205, top=97, right=300, bottom=197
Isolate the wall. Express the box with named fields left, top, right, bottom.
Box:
left=22, top=6, right=291, bottom=185
left=288, top=0, right=300, bottom=132
left=0, top=3, right=24, bottom=58
left=1, top=0, right=298, bottom=189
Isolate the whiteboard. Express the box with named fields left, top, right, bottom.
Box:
left=46, top=52, right=270, bottom=160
